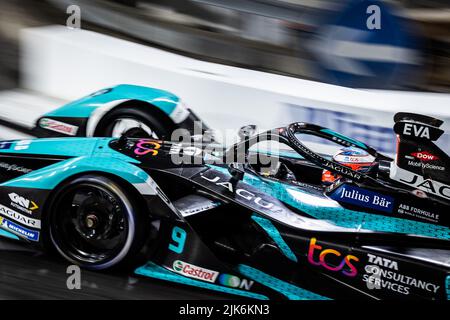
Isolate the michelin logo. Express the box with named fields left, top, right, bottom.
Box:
left=0, top=216, right=39, bottom=241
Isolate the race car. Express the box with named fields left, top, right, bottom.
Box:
left=32, top=84, right=207, bottom=139
left=0, top=112, right=448, bottom=300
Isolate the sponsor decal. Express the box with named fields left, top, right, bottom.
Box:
left=0, top=216, right=39, bottom=241
left=134, top=139, right=161, bottom=156
left=392, top=165, right=450, bottom=200
left=171, top=260, right=219, bottom=283
left=39, top=118, right=78, bottom=136
left=218, top=274, right=254, bottom=291
left=408, top=151, right=439, bottom=162
left=397, top=203, right=439, bottom=223
left=0, top=142, right=12, bottom=150
left=411, top=189, right=427, bottom=199
left=323, top=160, right=363, bottom=180
left=14, top=140, right=31, bottom=151
left=8, top=193, right=38, bottom=215
left=0, top=162, right=32, bottom=174
left=367, top=253, right=398, bottom=270
left=330, top=184, right=394, bottom=213
left=179, top=200, right=220, bottom=217
left=307, top=237, right=359, bottom=277
left=201, top=174, right=284, bottom=213
left=0, top=204, right=41, bottom=229
left=363, top=253, right=440, bottom=295
left=341, top=156, right=366, bottom=163
left=201, top=172, right=313, bottom=230
left=405, top=160, right=445, bottom=171
left=340, top=149, right=367, bottom=156
left=402, top=123, right=430, bottom=139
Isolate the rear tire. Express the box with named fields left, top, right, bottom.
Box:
left=47, top=175, right=149, bottom=270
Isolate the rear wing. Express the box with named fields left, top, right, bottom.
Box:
left=393, top=112, right=444, bottom=141
left=390, top=112, right=450, bottom=201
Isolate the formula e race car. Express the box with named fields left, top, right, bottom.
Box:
left=31, top=84, right=207, bottom=140
left=0, top=112, right=448, bottom=300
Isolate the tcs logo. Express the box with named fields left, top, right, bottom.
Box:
left=307, top=238, right=359, bottom=277
left=134, top=139, right=162, bottom=156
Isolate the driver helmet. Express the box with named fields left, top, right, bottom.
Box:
left=322, top=147, right=375, bottom=184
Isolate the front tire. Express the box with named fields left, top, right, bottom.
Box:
left=47, top=175, right=149, bottom=270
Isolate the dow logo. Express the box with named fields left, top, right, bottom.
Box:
left=411, top=151, right=438, bottom=162
left=307, top=238, right=359, bottom=277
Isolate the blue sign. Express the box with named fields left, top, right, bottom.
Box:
left=313, top=0, right=421, bottom=88
left=0, top=142, right=12, bottom=150
left=1, top=217, right=39, bottom=241
left=285, top=104, right=397, bottom=154
left=330, top=184, right=394, bottom=213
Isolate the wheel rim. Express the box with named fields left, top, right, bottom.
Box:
left=50, top=182, right=134, bottom=267
left=111, top=118, right=159, bottom=138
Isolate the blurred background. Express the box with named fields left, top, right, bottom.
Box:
left=0, top=0, right=449, bottom=154
left=1, top=0, right=450, bottom=91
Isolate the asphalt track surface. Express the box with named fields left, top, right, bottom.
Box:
left=0, top=238, right=230, bottom=300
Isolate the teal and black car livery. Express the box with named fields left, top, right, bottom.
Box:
left=0, top=112, right=448, bottom=300
left=33, top=84, right=206, bottom=139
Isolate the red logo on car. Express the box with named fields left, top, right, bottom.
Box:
left=410, top=151, right=439, bottom=162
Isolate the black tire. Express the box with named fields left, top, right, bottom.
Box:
left=47, top=174, right=150, bottom=270
left=95, top=106, right=176, bottom=139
